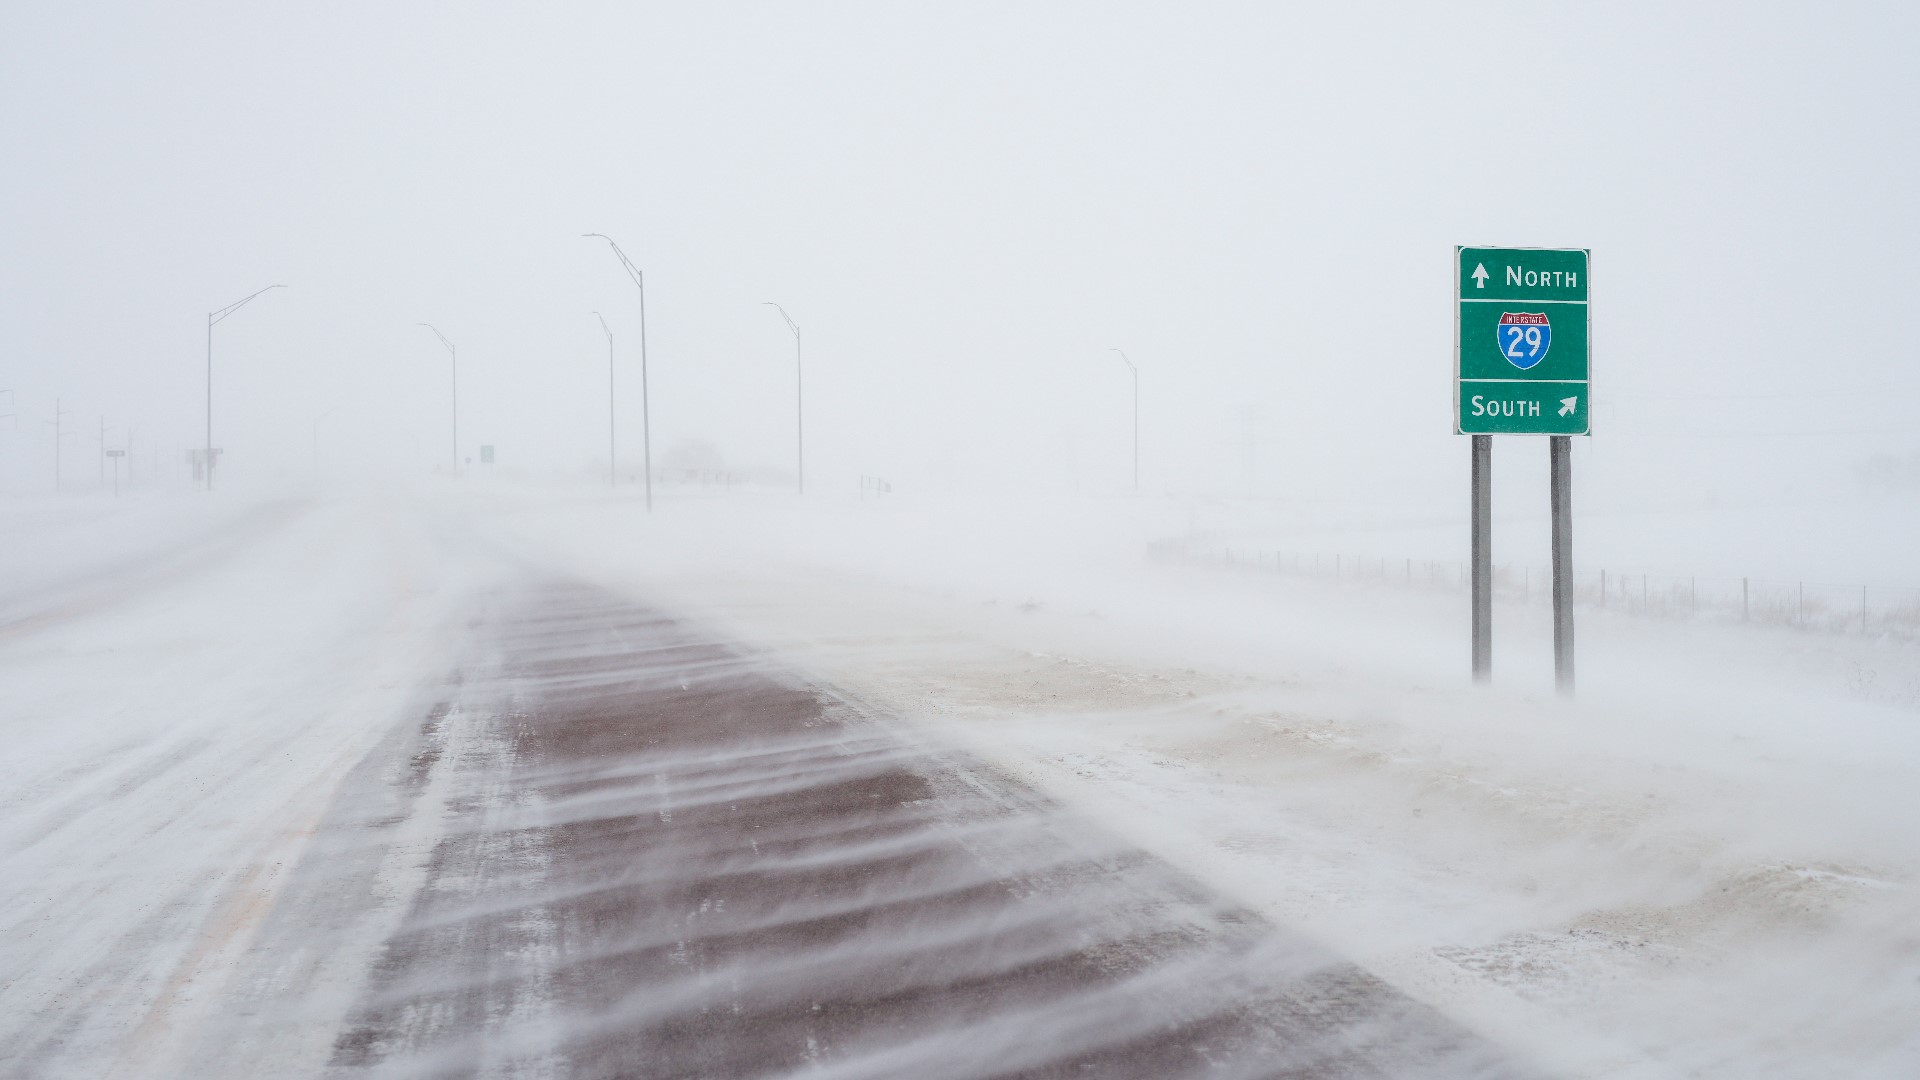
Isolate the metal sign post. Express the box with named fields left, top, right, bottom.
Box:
left=1456, top=246, right=1589, bottom=695
left=1549, top=436, right=1574, bottom=693
left=1471, top=435, right=1492, bottom=681
left=106, top=448, right=126, bottom=498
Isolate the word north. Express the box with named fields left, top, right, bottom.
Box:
left=1506, top=266, right=1579, bottom=289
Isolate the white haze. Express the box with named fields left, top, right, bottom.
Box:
left=3, top=3, right=1920, bottom=1078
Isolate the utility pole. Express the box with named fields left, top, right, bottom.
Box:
left=46, top=398, right=71, bottom=491
left=593, top=312, right=615, bottom=488
left=762, top=302, right=803, bottom=494
left=1108, top=349, right=1139, bottom=491
left=583, top=233, right=652, bottom=511
left=415, top=324, right=458, bottom=475
left=207, top=284, right=287, bottom=492
left=97, top=416, right=112, bottom=488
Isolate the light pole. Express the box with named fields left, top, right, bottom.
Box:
left=415, top=323, right=458, bottom=475
left=762, top=302, right=803, bottom=495
left=582, top=233, right=651, bottom=512
left=1108, top=348, right=1138, bottom=491
left=592, top=311, right=615, bottom=488
left=207, top=284, right=285, bottom=491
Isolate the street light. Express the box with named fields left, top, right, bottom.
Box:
left=762, top=302, right=802, bottom=495
left=582, top=233, right=652, bottom=512
left=1108, top=348, right=1139, bottom=492
left=415, top=323, right=457, bottom=475
left=592, top=311, right=615, bottom=488
left=206, top=284, right=285, bottom=491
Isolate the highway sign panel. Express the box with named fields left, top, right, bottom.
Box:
left=105, top=449, right=126, bottom=457
left=480, top=445, right=495, bottom=464
left=1456, top=246, right=1589, bottom=435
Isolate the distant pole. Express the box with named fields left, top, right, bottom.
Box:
left=763, top=302, right=803, bottom=494
left=1470, top=434, right=1492, bottom=682
left=415, top=324, right=458, bottom=475
left=593, top=312, right=615, bottom=487
left=207, top=284, right=286, bottom=492
left=46, top=398, right=70, bottom=490
left=1108, top=349, right=1139, bottom=491
left=1549, top=435, right=1575, bottom=696
left=583, top=234, right=651, bottom=512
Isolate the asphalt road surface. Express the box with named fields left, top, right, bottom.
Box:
left=184, top=579, right=1533, bottom=1079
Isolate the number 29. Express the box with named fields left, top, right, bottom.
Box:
left=1503, top=325, right=1544, bottom=359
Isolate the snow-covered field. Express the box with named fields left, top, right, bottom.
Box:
left=4, top=485, right=1918, bottom=1077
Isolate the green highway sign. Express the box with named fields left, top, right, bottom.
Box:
left=1455, top=246, right=1590, bottom=435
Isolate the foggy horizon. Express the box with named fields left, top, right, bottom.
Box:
left=5, top=5, right=1915, bottom=521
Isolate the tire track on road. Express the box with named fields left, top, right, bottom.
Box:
left=224, top=579, right=1538, bottom=1079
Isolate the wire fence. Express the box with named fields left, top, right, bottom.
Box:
left=1148, top=536, right=1920, bottom=639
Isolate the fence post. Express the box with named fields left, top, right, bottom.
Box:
left=1743, top=577, right=1749, bottom=622
left=1862, top=585, right=1868, bottom=633
left=1406, top=558, right=1411, bottom=585
left=1798, top=581, right=1804, bottom=626
left=1600, top=569, right=1606, bottom=608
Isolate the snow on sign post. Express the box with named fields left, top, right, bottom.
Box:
left=1457, top=245, right=1588, bottom=697
left=1456, top=247, right=1590, bottom=435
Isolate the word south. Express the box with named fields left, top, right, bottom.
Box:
left=1469, top=396, right=1540, bottom=417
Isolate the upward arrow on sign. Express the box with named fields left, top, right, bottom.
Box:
left=1471, top=263, right=1489, bottom=289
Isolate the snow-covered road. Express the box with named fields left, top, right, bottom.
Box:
left=0, top=496, right=468, bottom=1077
left=3, top=488, right=1917, bottom=1078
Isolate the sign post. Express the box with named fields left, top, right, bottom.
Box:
left=1471, top=435, right=1491, bottom=681
left=1456, top=246, right=1589, bottom=694
left=106, top=448, right=126, bottom=499
left=1549, top=436, right=1574, bottom=693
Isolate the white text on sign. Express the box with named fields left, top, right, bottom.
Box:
left=1470, top=396, right=1541, bottom=418
left=1505, top=266, right=1578, bottom=289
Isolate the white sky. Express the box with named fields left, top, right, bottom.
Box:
left=2, top=1, right=1915, bottom=509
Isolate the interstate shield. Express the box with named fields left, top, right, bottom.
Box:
left=1496, top=312, right=1552, bottom=371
